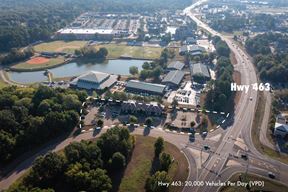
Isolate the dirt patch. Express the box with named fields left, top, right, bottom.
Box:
left=26, top=57, right=50, bottom=65
left=230, top=51, right=237, bottom=65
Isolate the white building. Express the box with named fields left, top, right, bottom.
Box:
left=70, top=71, right=117, bottom=90
left=56, top=28, right=114, bottom=40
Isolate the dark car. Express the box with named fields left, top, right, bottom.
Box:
left=268, top=172, right=276, bottom=179
left=241, top=154, right=248, bottom=160
left=189, top=134, right=195, bottom=142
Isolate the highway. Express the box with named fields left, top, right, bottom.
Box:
left=1, top=0, right=288, bottom=191
left=183, top=1, right=288, bottom=192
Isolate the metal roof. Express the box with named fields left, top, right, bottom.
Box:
left=167, top=61, right=185, bottom=70
left=78, top=71, right=109, bottom=83
left=70, top=71, right=117, bottom=90
left=126, top=80, right=166, bottom=94
left=190, top=63, right=210, bottom=78
left=162, top=70, right=185, bottom=85
left=58, top=28, right=114, bottom=35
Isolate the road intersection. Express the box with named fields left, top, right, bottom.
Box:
left=1, top=1, right=288, bottom=192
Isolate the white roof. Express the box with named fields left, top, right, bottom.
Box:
left=275, top=122, right=288, bottom=133
left=70, top=71, right=117, bottom=90
left=78, top=71, right=109, bottom=83
left=58, top=28, right=114, bottom=35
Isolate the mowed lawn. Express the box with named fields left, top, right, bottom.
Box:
left=220, top=173, right=288, bottom=192
left=11, top=57, right=66, bottom=70
left=95, top=44, right=163, bottom=60
left=118, top=135, right=189, bottom=192
left=34, top=41, right=87, bottom=53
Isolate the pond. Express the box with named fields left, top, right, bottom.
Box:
left=8, top=59, right=147, bottom=84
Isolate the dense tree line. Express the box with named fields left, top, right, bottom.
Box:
left=245, top=33, right=288, bottom=84
left=209, top=13, right=246, bottom=33
left=7, top=127, right=135, bottom=192
left=205, top=36, right=234, bottom=111
left=0, top=0, right=192, bottom=52
left=0, top=86, right=88, bottom=163
left=140, top=48, right=175, bottom=80
left=0, top=47, right=34, bottom=65
left=75, top=47, right=108, bottom=59
left=273, top=90, right=288, bottom=112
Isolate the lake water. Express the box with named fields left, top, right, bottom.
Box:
left=8, top=59, right=146, bottom=84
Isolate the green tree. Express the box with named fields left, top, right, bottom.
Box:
left=97, top=47, right=108, bottom=58
left=145, top=171, right=171, bottom=192
left=97, top=119, right=104, bottom=127
left=129, top=66, right=139, bottom=75
left=142, top=62, right=151, bottom=70
left=129, top=115, right=138, bottom=124
left=159, top=152, right=173, bottom=171
left=154, top=137, right=164, bottom=157
left=145, top=117, right=153, bottom=127
left=109, top=152, right=126, bottom=170
left=140, top=69, right=150, bottom=80
left=97, top=127, right=133, bottom=163
left=0, top=130, right=16, bottom=161
left=25, top=152, right=65, bottom=186
left=190, top=121, right=196, bottom=127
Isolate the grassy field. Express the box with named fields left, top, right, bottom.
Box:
left=11, top=57, right=66, bottom=70
left=252, top=92, right=288, bottom=164
left=34, top=41, right=87, bottom=53
left=220, top=173, right=288, bottom=192
left=0, top=80, right=8, bottom=89
left=118, top=135, right=189, bottom=192
left=94, top=44, right=163, bottom=60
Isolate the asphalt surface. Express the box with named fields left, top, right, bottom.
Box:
left=183, top=1, right=288, bottom=192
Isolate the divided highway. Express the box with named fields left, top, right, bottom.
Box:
left=184, top=1, right=288, bottom=192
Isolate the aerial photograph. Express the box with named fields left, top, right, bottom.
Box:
left=0, top=0, right=288, bottom=191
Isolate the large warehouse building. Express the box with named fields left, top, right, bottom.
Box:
left=56, top=28, right=115, bottom=40
left=126, top=80, right=166, bottom=96
left=162, top=70, right=185, bottom=89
